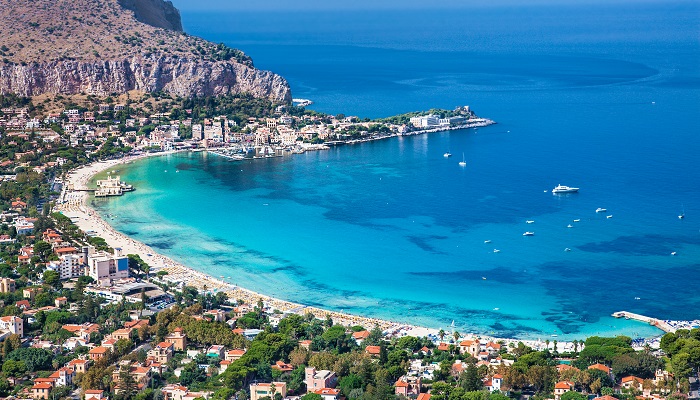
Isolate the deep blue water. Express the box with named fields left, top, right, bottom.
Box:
left=93, top=2, right=700, bottom=339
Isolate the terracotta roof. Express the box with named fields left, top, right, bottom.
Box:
left=588, top=363, right=611, bottom=373
left=594, top=396, right=617, bottom=400
left=89, top=346, right=108, bottom=354
left=395, top=380, right=409, bottom=387
left=84, top=390, right=104, bottom=394
left=33, top=383, right=53, bottom=389
left=352, top=330, right=370, bottom=339
left=493, top=374, right=502, bottom=379
left=417, top=394, right=431, bottom=400
left=314, top=388, right=340, bottom=395
left=555, top=381, right=573, bottom=390
left=622, top=376, right=644, bottom=384
left=365, top=345, right=381, bottom=355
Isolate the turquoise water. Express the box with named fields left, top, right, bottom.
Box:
left=93, top=2, right=700, bottom=340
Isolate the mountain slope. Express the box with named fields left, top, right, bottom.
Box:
left=0, top=0, right=291, bottom=102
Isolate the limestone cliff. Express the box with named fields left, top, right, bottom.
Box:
left=0, top=0, right=291, bottom=102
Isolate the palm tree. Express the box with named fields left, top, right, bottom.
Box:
left=453, top=331, right=461, bottom=343
left=438, top=329, right=446, bottom=342
left=545, top=339, right=550, bottom=350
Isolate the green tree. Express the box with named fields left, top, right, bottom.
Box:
left=561, top=392, right=587, bottom=400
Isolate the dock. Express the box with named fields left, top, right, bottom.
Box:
left=612, top=311, right=676, bottom=333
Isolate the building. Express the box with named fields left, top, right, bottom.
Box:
left=484, top=374, right=502, bottom=392
left=459, top=340, right=481, bottom=357
left=305, top=367, right=337, bottom=391
left=149, top=342, right=175, bottom=363
left=86, top=248, right=128, bottom=283
left=0, top=315, right=23, bottom=337
left=165, top=327, right=187, bottom=351
left=352, top=330, right=370, bottom=344
left=89, top=346, right=109, bottom=361
left=46, top=254, right=85, bottom=280
left=206, top=345, right=225, bottom=359
left=409, top=114, right=440, bottom=128
left=250, top=382, right=287, bottom=400
left=588, top=363, right=612, bottom=376
left=49, top=367, right=76, bottom=387
left=394, top=377, right=421, bottom=397
left=272, top=361, right=293, bottom=372
left=225, top=349, right=246, bottom=362
left=554, top=381, right=573, bottom=400
left=314, top=388, right=340, bottom=400
left=0, top=277, right=15, bottom=293
left=31, top=382, right=53, bottom=399
left=67, top=358, right=91, bottom=374
left=621, top=376, right=644, bottom=391
left=84, top=390, right=105, bottom=400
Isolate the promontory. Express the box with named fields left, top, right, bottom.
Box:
left=0, top=0, right=291, bottom=102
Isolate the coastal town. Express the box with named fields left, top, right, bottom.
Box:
left=0, top=92, right=698, bottom=400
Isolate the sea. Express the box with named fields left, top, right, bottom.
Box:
left=91, top=2, right=700, bottom=340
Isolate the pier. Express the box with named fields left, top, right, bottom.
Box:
left=612, top=311, right=676, bottom=333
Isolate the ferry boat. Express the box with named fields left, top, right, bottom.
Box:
left=552, top=184, right=579, bottom=194
left=523, top=231, right=535, bottom=236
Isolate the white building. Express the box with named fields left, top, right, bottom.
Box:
left=87, top=248, right=129, bottom=283
left=0, top=315, right=23, bottom=337
left=46, top=254, right=85, bottom=280
left=409, top=114, right=440, bottom=128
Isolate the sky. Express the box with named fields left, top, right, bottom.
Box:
left=169, top=0, right=673, bottom=12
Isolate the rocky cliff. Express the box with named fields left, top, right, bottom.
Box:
left=0, top=56, right=291, bottom=101
left=0, top=0, right=291, bottom=102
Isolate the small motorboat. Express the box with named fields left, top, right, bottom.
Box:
left=493, top=249, right=500, bottom=253
left=607, top=215, right=613, bottom=219
left=573, top=219, right=581, bottom=222
left=567, top=224, right=574, bottom=228
left=596, top=208, right=607, bottom=213
left=526, top=220, right=535, bottom=224
left=444, top=152, right=452, bottom=158
left=484, top=240, right=492, bottom=243
left=564, top=248, right=571, bottom=252
left=523, top=231, right=535, bottom=236
left=671, top=251, right=677, bottom=256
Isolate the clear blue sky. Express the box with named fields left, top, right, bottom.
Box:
left=169, top=0, right=669, bottom=11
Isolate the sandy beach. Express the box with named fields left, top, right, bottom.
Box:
left=53, top=151, right=659, bottom=351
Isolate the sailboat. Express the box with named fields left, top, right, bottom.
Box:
left=458, top=153, right=466, bottom=167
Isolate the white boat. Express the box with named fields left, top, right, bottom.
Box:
left=564, top=248, right=571, bottom=252
left=634, top=297, right=641, bottom=300
left=526, top=220, right=535, bottom=224
left=567, top=224, right=573, bottom=228
left=523, top=231, right=535, bottom=236
left=671, top=251, right=677, bottom=256
left=679, top=205, right=685, bottom=219
left=484, top=240, right=492, bottom=243
left=573, top=219, right=581, bottom=222
left=552, top=184, right=579, bottom=194
left=444, top=152, right=452, bottom=158
left=458, top=153, right=466, bottom=167
left=493, top=249, right=500, bottom=253
left=596, top=208, right=607, bottom=213
left=607, top=215, right=613, bottom=219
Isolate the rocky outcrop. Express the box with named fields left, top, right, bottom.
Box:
left=117, top=0, right=183, bottom=31
left=0, top=56, right=291, bottom=103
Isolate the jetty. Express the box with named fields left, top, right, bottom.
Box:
left=94, top=176, right=134, bottom=197
left=612, top=311, right=676, bottom=333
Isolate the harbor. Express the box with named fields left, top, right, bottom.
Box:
left=612, top=311, right=700, bottom=334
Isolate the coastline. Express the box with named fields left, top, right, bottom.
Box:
left=53, top=150, right=671, bottom=350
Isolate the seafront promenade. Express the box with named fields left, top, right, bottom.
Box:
left=613, top=311, right=699, bottom=334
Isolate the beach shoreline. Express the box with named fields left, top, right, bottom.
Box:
left=53, top=150, right=670, bottom=350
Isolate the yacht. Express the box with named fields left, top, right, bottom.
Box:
left=567, top=224, right=574, bottom=228
left=552, top=184, right=579, bottom=194
left=444, top=152, right=452, bottom=158
left=493, top=249, right=500, bottom=253
left=459, top=153, right=466, bottom=167
left=523, top=231, right=535, bottom=236
left=596, top=208, right=607, bottom=213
